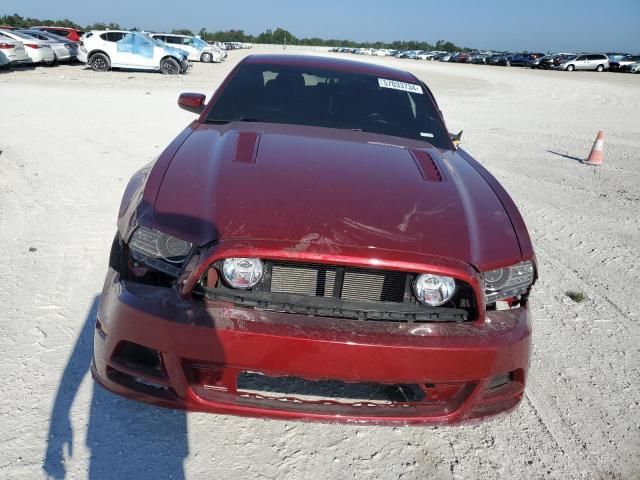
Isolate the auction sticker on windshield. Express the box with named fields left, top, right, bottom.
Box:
left=378, top=78, right=423, bottom=94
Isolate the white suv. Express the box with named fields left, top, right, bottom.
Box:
left=78, top=30, right=190, bottom=74
left=150, top=33, right=225, bottom=63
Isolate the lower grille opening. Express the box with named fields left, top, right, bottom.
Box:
left=106, top=366, right=175, bottom=399
left=487, top=371, right=517, bottom=390
left=237, top=372, right=425, bottom=404
left=112, top=341, right=163, bottom=373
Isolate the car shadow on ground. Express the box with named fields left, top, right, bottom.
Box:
left=43, top=295, right=189, bottom=480
left=546, top=149, right=584, bottom=163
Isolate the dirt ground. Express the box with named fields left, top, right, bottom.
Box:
left=1, top=49, right=639, bottom=479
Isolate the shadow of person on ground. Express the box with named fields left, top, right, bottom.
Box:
left=43, top=295, right=188, bottom=479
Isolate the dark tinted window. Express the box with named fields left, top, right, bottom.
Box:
left=21, top=31, right=48, bottom=40
left=576, top=55, right=586, bottom=61
left=165, top=36, right=182, bottom=45
left=101, top=32, right=125, bottom=42
left=207, top=63, right=450, bottom=149
left=45, top=28, right=69, bottom=37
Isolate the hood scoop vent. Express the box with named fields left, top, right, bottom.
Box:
left=410, top=149, right=443, bottom=182
left=233, top=131, right=261, bottom=163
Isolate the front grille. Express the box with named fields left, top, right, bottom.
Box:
left=342, top=269, right=406, bottom=302
left=271, top=263, right=336, bottom=297
left=197, top=260, right=476, bottom=323
left=268, top=262, right=406, bottom=303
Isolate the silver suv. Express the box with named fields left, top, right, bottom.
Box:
left=558, top=54, right=609, bottom=72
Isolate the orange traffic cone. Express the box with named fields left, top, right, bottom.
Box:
left=583, top=131, right=604, bottom=166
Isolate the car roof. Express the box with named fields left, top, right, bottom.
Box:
left=241, top=54, right=418, bottom=83
left=153, top=33, right=190, bottom=37
left=32, top=26, right=75, bottom=31
left=90, top=30, right=131, bottom=34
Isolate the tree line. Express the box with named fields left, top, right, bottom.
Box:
left=1, top=14, right=466, bottom=51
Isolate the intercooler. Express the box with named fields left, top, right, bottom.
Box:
left=270, top=262, right=407, bottom=303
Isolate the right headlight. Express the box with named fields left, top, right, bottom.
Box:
left=483, top=261, right=534, bottom=304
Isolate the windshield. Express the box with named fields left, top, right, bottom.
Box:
left=207, top=63, right=450, bottom=149
left=6, top=30, right=37, bottom=40
left=191, top=37, right=208, bottom=49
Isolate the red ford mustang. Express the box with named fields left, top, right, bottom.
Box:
left=94, top=54, right=536, bottom=425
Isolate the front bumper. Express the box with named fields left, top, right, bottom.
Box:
left=93, top=269, right=531, bottom=425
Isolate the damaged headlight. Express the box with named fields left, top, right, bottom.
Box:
left=483, top=261, right=534, bottom=304
left=128, top=226, right=193, bottom=277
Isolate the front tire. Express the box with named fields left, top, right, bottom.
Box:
left=566, top=64, right=575, bottom=71
left=200, top=52, right=212, bottom=63
left=89, top=53, right=110, bottom=72
left=596, top=64, right=604, bottom=72
left=160, top=57, right=180, bottom=75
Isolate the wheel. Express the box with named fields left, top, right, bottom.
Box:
left=596, top=64, right=604, bottom=72
left=566, top=64, right=575, bottom=71
left=160, top=57, right=180, bottom=75
left=200, top=52, right=212, bottom=63
left=89, top=53, right=109, bottom=72
left=505, top=61, right=511, bottom=67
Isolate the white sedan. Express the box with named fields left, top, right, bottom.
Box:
left=0, top=29, right=55, bottom=64
left=17, top=29, right=78, bottom=62
left=0, top=37, right=29, bottom=67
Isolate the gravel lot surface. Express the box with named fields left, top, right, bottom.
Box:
left=1, top=49, right=639, bottom=479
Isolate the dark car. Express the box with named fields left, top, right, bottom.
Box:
left=487, top=53, right=512, bottom=65
left=530, top=55, right=557, bottom=69
left=453, top=51, right=472, bottom=63
left=507, top=53, right=544, bottom=67
left=95, top=54, right=536, bottom=425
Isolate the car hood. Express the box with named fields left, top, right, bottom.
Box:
left=163, top=45, right=187, bottom=59
left=150, top=123, right=522, bottom=270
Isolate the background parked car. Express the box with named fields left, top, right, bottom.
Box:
left=416, top=51, right=436, bottom=60
left=0, top=29, right=55, bottom=64
left=606, top=52, right=629, bottom=63
left=469, top=52, right=493, bottom=64
left=557, top=53, right=609, bottom=71
left=507, top=53, right=544, bottom=67
left=453, top=51, right=472, bottom=62
left=16, top=29, right=78, bottom=62
left=623, top=61, right=640, bottom=73
left=78, top=30, right=189, bottom=74
left=0, top=38, right=29, bottom=67
left=609, top=54, right=640, bottom=71
left=494, top=54, right=515, bottom=66
left=150, top=33, right=225, bottom=63
left=32, top=26, right=84, bottom=42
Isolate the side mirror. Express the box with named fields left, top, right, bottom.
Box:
left=178, top=92, right=206, bottom=114
left=451, top=130, right=463, bottom=146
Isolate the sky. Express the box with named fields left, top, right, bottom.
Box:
left=3, top=0, right=639, bottom=52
